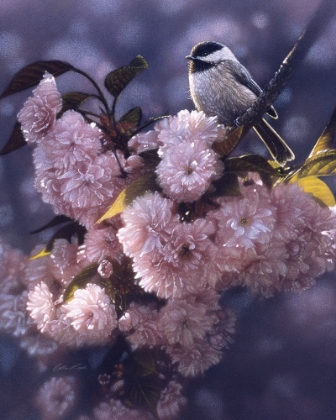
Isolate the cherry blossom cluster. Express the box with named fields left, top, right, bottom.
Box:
left=1, top=71, right=336, bottom=419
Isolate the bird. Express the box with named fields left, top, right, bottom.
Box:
left=186, top=41, right=295, bottom=165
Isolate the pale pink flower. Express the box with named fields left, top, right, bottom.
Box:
left=157, top=110, right=225, bottom=152
left=62, top=283, right=117, bottom=344
left=97, top=259, right=114, bottom=278
left=0, top=291, right=30, bottom=337
left=0, top=237, right=27, bottom=294
left=156, top=140, right=223, bottom=203
left=156, top=380, right=187, bottom=420
left=93, top=398, right=153, bottom=420
left=135, top=218, right=216, bottom=299
left=27, top=282, right=55, bottom=332
left=158, top=299, right=213, bottom=347
left=40, top=110, right=102, bottom=170
left=212, top=183, right=276, bottom=249
left=166, top=338, right=222, bottom=377
left=85, top=224, right=123, bottom=264
left=19, top=332, right=59, bottom=358
left=118, top=192, right=178, bottom=259
left=118, top=302, right=161, bottom=349
left=128, top=129, right=160, bottom=154
left=35, top=376, right=77, bottom=420
left=208, top=309, right=236, bottom=351
left=18, top=72, right=62, bottom=144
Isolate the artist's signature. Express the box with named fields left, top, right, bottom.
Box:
left=53, top=363, right=88, bottom=372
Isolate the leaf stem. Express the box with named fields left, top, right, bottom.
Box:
left=72, top=67, right=109, bottom=113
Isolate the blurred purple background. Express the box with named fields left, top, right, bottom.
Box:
left=1, top=0, right=336, bottom=419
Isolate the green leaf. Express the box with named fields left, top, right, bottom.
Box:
left=96, top=173, right=158, bottom=223
left=104, top=55, right=148, bottom=98
left=297, top=176, right=336, bottom=207
left=0, top=61, right=74, bottom=99
left=225, top=154, right=282, bottom=188
left=309, top=106, right=336, bottom=157
left=60, top=92, right=92, bottom=113
left=123, top=349, right=164, bottom=412
left=292, top=150, right=336, bottom=179
left=0, top=122, right=26, bottom=155
left=62, top=263, right=99, bottom=303
left=119, top=107, right=142, bottom=126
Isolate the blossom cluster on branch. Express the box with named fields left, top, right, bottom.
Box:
left=1, top=57, right=336, bottom=420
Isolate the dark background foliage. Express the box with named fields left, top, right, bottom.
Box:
left=0, top=1, right=336, bottom=419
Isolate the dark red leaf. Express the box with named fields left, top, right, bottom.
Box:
left=0, top=122, right=26, bottom=155
left=104, top=55, right=148, bottom=98
left=0, top=60, right=74, bottom=99
left=119, top=107, right=142, bottom=126
left=60, top=92, right=93, bottom=114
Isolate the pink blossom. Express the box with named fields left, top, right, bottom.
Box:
left=118, top=302, right=161, bottom=349
left=32, top=111, right=124, bottom=227
left=93, top=398, right=154, bottom=420
left=62, top=283, right=117, bottom=343
left=156, top=140, right=223, bottom=203
left=128, top=129, right=160, bottom=154
left=18, top=72, right=62, bottom=144
left=166, top=338, right=222, bottom=377
left=156, top=380, right=187, bottom=420
left=157, top=110, right=225, bottom=152
left=27, top=282, right=55, bottom=332
left=40, top=110, right=102, bottom=170
left=0, top=237, right=27, bottom=294
left=134, top=218, right=217, bottom=299
left=158, top=299, right=213, bottom=347
left=0, top=291, right=30, bottom=337
left=118, top=192, right=178, bottom=259
left=97, top=259, right=114, bottom=278
left=85, top=224, right=123, bottom=264
left=35, top=376, right=77, bottom=420
left=212, top=183, right=276, bottom=249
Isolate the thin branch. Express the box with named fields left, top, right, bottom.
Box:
left=227, top=0, right=336, bottom=141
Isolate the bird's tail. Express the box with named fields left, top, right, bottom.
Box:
left=253, top=119, right=295, bottom=165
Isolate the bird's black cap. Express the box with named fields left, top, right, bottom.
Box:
left=189, top=41, right=224, bottom=59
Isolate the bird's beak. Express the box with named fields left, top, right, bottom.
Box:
left=185, top=55, right=194, bottom=60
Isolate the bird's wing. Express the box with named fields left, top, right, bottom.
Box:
left=228, top=60, right=278, bottom=118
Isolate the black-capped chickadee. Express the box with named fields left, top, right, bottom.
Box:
left=186, top=41, right=295, bottom=165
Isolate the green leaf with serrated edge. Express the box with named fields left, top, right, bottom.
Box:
left=132, top=351, right=157, bottom=377
left=60, top=92, right=92, bottom=113
left=0, top=122, right=26, bottom=155
left=30, top=215, right=73, bottom=234
left=290, top=150, right=336, bottom=180
left=62, top=263, right=99, bottom=303
left=0, top=61, right=74, bottom=99
left=119, top=107, right=142, bottom=126
left=309, top=106, right=336, bottom=157
left=96, top=173, right=158, bottom=223
left=104, top=55, right=148, bottom=98
left=123, top=349, right=163, bottom=412
left=297, top=176, right=336, bottom=207
left=225, top=154, right=282, bottom=188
